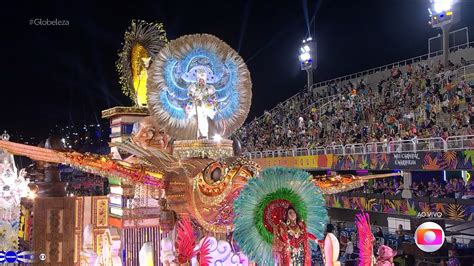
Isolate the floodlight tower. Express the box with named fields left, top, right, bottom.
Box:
left=428, top=0, right=460, bottom=66
left=299, top=37, right=317, bottom=91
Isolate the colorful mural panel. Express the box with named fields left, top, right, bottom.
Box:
left=325, top=194, right=474, bottom=221
left=333, top=151, right=473, bottom=170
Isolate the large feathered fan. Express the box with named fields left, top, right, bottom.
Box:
left=116, top=20, right=168, bottom=106
left=147, top=34, right=252, bottom=140
left=233, top=167, right=328, bottom=265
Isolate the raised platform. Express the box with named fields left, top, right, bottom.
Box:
left=101, top=106, right=149, bottom=119
left=172, top=138, right=234, bottom=159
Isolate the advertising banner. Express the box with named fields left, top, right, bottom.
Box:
left=254, top=154, right=333, bottom=169
left=333, top=150, right=474, bottom=170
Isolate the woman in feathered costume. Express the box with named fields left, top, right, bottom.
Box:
left=233, top=167, right=329, bottom=266
left=272, top=206, right=316, bottom=265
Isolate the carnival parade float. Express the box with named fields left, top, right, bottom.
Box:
left=0, top=20, right=399, bottom=265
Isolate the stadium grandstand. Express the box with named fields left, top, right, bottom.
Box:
left=236, top=32, right=474, bottom=265
left=237, top=42, right=474, bottom=157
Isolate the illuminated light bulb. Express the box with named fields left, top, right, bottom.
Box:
left=299, top=52, right=311, bottom=62
left=28, top=191, right=37, bottom=199
left=213, top=134, right=222, bottom=142
left=432, top=0, right=454, bottom=13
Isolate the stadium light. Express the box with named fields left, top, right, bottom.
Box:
left=429, top=0, right=459, bottom=66
left=299, top=52, right=311, bottom=62
left=298, top=37, right=317, bottom=91
left=432, top=0, right=454, bottom=13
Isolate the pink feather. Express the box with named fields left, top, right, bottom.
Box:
left=198, top=236, right=212, bottom=266
left=176, top=216, right=197, bottom=263
left=355, top=211, right=374, bottom=266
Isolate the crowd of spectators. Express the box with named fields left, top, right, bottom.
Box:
left=236, top=58, right=473, bottom=153
left=328, top=220, right=470, bottom=265
left=350, top=177, right=474, bottom=199
left=64, top=173, right=109, bottom=196
left=410, top=177, right=474, bottom=199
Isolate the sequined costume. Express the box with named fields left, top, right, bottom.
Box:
left=186, top=69, right=217, bottom=139
left=273, top=221, right=315, bottom=266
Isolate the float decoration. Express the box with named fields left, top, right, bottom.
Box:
left=148, top=34, right=252, bottom=140
left=233, top=167, right=328, bottom=265
left=176, top=216, right=197, bottom=264
left=0, top=131, right=29, bottom=251
left=191, top=236, right=247, bottom=266
left=116, top=20, right=168, bottom=106
left=196, top=236, right=211, bottom=266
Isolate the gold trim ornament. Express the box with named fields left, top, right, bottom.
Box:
left=172, top=139, right=233, bottom=160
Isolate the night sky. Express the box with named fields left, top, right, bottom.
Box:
left=2, top=0, right=474, bottom=140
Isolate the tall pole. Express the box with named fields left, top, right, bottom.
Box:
left=306, top=68, right=313, bottom=91
left=442, top=25, right=451, bottom=66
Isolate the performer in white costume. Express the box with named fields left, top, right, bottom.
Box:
left=323, top=224, right=341, bottom=266
left=186, top=69, right=217, bottom=139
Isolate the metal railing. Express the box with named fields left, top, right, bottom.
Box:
left=244, top=135, right=474, bottom=159
left=446, top=135, right=474, bottom=150
left=303, top=94, right=339, bottom=112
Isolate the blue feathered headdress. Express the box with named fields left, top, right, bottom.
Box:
left=147, top=34, right=252, bottom=140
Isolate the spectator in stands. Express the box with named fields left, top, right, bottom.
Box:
left=375, top=227, right=384, bottom=238
left=463, top=179, right=474, bottom=199
left=427, top=181, right=435, bottom=196
left=396, top=224, right=404, bottom=246
left=445, top=250, right=461, bottom=266
left=340, top=234, right=355, bottom=263
left=450, top=237, right=459, bottom=250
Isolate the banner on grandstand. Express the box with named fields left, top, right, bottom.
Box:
left=333, top=150, right=474, bottom=170
left=254, top=154, right=333, bottom=169
left=324, top=194, right=474, bottom=221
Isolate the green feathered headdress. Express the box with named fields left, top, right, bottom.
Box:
left=233, top=167, right=328, bottom=265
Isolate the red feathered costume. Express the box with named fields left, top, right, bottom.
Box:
left=273, top=221, right=317, bottom=266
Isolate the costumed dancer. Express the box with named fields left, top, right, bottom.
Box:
left=233, top=167, right=328, bottom=266
left=272, top=207, right=316, bottom=265
left=186, top=69, right=217, bottom=139
left=355, top=210, right=376, bottom=266
left=375, top=245, right=396, bottom=266
left=272, top=207, right=342, bottom=266
left=322, top=224, right=341, bottom=266
left=355, top=210, right=398, bottom=266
